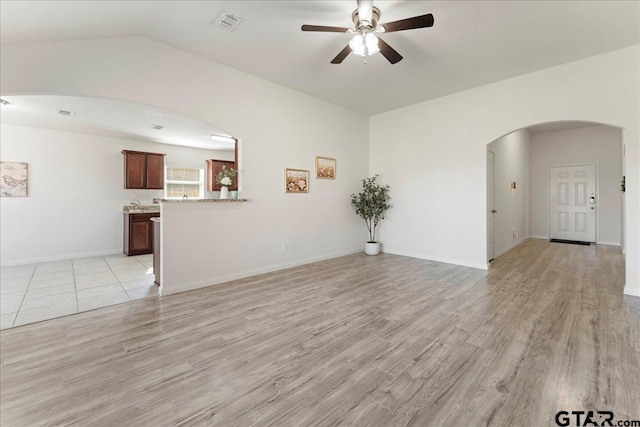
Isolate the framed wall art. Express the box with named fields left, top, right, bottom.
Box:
left=315, top=156, right=336, bottom=179
left=285, top=168, right=309, bottom=193
left=1, top=162, right=28, bottom=197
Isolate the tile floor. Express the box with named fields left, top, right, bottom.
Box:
left=0, top=254, right=159, bottom=329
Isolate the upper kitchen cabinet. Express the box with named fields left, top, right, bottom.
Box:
left=122, top=150, right=166, bottom=189
left=206, top=159, right=238, bottom=191
left=206, top=138, right=238, bottom=191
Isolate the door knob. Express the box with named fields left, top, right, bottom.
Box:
left=492, top=210, right=498, bottom=213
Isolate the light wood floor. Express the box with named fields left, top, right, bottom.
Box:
left=1, top=239, right=638, bottom=426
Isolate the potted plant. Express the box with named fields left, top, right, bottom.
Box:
left=350, top=174, right=390, bottom=255
left=216, top=164, right=237, bottom=199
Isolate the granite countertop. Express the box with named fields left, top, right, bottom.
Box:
left=154, top=199, right=248, bottom=203
left=122, top=205, right=161, bottom=213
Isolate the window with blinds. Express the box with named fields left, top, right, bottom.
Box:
left=164, top=165, right=204, bottom=199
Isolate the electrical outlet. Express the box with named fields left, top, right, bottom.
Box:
left=282, top=242, right=288, bottom=251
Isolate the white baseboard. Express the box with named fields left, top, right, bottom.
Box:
left=1, top=249, right=123, bottom=267
left=494, top=237, right=528, bottom=259
left=379, top=248, right=489, bottom=271
left=597, top=241, right=620, bottom=247
left=161, top=248, right=363, bottom=296
left=624, top=286, right=640, bottom=297
left=529, top=235, right=549, bottom=240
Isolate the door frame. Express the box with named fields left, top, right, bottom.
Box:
left=547, top=163, right=599, bottom=243
left=487, top=150, right=495, bottom=262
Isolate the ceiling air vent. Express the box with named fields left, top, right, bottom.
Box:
left=150, top=124, right=165, bottom=130
left=58, top=109, right=75, bottom=117
left=212, top=10, right=242, bottom=32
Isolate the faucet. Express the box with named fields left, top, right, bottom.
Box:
left=130, top=199, right=141, bottom=207
left=183, top=194, right=188, bottom=199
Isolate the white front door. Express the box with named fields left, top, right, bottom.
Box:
left=549, top=165, right=596, bottom=242
left=487, top=151, right=495, bottom=261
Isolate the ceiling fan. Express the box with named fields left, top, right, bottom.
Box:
left=301, top=0, right=434, bottom=64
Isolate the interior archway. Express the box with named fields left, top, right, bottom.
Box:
left=486, top=120, right=625, bottom=269
left=0, top=94, right=236, bottom=151
left=1, top=93, right=238, bottom=259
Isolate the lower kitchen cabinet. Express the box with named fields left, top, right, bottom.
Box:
left=124, top=213, right=160, bottom=256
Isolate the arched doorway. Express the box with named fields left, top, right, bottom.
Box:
left=486, top=121, right=624, bottom=263
left=0, top=94, right=237, bottom=328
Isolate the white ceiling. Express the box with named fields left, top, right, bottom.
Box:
left=1, top=1, right=639, bottom=116
left=0, top=95, right=235, bottom=151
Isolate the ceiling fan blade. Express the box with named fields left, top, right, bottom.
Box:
left=301, top=24, right=350, bottom=33
left=330, top=45, right=352, bottom=64
left=380, top=14, right=434, bottom=33
left=357, top=0, right=373, bottom=25
left=377, top=38, right=403, bottom=64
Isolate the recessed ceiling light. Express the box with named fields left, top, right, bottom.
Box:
left=150, top=124, right=165, bottom=130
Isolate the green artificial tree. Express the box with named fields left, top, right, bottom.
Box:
left=350, top=174, right=391, bottom=243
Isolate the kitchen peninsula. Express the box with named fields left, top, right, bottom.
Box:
left=153, top=198, right=248, bottom=296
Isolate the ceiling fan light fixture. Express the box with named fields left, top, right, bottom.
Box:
left=349, top=32, right=380, bottom=57
left=301, top=2, right=432, bottom=64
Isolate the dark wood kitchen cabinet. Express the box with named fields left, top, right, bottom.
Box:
left=124, top=213, right=160, bottom=256
left=206, top=139, right=238, bottom=191
left=206, top=160, right=237, bottom=191
left=122, top=150, right=166, bottom=189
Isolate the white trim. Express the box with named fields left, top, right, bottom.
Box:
left=494, top=237, right=528, bottom=259
left=382, top=248, right=489, bottom=270
left=529, top=235, right=549, bottom=240
left=596, top=241, right=621, bottom=247
left=1, top=249, right=123, bottom=267
left=161, top=248, right=363, bottom=296
left=624, top=286, right=640, bottom=297
left=487, top=150, right=495, bottom=262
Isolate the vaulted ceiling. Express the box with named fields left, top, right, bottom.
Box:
left=1, top=1, right=639, bottom=115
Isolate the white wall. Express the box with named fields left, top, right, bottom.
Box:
left=369, top=45, right=639, bottom=296
left=0, top=123, right=234, bottom=265
left=1, top=38, right=638, bottom=297
left=529, top=125, right=622, bottom=245
left=488, top=129, right=530, bottom=258
left=0, top=37, right=370, bottom=279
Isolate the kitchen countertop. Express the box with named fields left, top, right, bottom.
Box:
left=122, top=205, right=161, bottom=213
left=153, top=199, right=248, bottom=203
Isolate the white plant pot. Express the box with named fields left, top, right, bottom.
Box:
left=220, top=186, right=229, bottom=199
left=365, top=242, right=380, bottom=256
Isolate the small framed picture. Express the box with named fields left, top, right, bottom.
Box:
left=1, top=162, right=28, bottom=197
left=315, top=156, right=336, bottom=179
left=285, top=168, right=309, bottom=193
